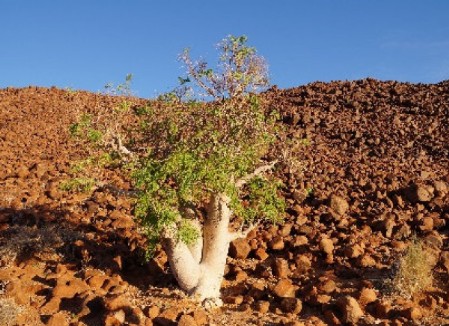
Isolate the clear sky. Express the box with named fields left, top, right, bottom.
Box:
left=1, top=1, right=448, bottom=98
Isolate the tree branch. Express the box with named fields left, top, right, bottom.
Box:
left=235, top=160, right=278, bottom=188
left=229, top=222, right=259, bottom=241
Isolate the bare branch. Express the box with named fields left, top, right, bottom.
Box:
left=229, top=222, right=259, bottom=241
left=235, top=160, right=278, bottom=188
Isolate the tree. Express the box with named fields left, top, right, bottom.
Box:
left=133, top=35, right=285, bottom=306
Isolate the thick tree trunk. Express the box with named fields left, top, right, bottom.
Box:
left=162, top=193, right=233, bottom=303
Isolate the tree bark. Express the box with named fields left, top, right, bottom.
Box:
left=161, top=193, right=233, bottom=303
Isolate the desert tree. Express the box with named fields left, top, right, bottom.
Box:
left=133, top=35, right=285, bottom=305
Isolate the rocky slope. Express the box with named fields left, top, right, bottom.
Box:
left=0, top=79, right=448, bottom=325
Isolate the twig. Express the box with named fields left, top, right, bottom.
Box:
left=235, top=160, right=278, bottom=188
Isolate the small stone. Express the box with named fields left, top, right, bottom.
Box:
left=229, top=238, right=251, bottom=259
left=273, top=258, right=290, bottom=278
left=358, top=287, right=377, bottom=305
left=88, top=274, right=108, bottom=289
left=16, top=166, right=30, bottom=179
left=419, top=217, right=434, bottom=231
left=337, top=296, right=363, bottom=324
left=280, top=223, right=293, bottom=236
left=234, top=270, right=248, bottom=283
left=255, top=300, right=270, bottom=313
left=344, top=244, right=364, bottom=258
left=192, top=309, right=208, bottom=326
left=319, top=238, right=334, bottom=255
left=272, top=279, right=296, bottom=298
left=41, top=297, right=61, bottom=314
left=292, top=235, right=308, bottom=247
left=46, top=312, right=68, bottom=326
left=145, top=305, right=160, bottom=319
left=156, top=307, right=180, bottom=325
left=324, top=309, right=342, bottom=325
left=178, top=314, right=197, bottom=326
left=104, top=295, right=129, bottom=311
left=269, top=236, right=285, bottom=250
left=401, top=307, right=422, bottom=323
left=440, top=251, right=449, bottom=273
left=294, top=255, right=311, bottom=275
left=104, top=315, right=122, bottom=326
left=404, top=183, right=433, bottom=203
left=254, top=247, right=269, bottom=260
left=374, top=300, right=391, bottom=318
left=280, top=297, right=302, bottom=314
left=383, top=217, right=396, bottom=238
left=224, top=295, right=244, bottom=305
left=329, top=194, right=349, bottom=215
left=112, top=309, right=126, bottom=323
left=53, top=278, right=88, bottom=299
left=434, top=180, right=448, bottom=194
left=318, top=279, right=336, bottom=294
left=357, top=254, right=376, bottom=267
left=111, top=215, right=134, bottom=229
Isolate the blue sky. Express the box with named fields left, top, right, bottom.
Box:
left=1, top=1, right=448, bottom=98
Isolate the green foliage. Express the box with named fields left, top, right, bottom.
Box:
left=134, top=105, right=154, bottom=116
left=59, top=177, right=96, bottom=193
left=69, top=114, right=103, bottom=144
left=134, top=35, right=284, bottom=251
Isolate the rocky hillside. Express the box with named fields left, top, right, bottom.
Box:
left=0, top=79, right=448, bottom=325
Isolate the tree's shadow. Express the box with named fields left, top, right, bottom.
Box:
left=0, top=204, right=171, bottom=325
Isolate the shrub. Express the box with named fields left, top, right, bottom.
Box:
left=391, top=238, right=434, bottom=298
left=133, top=35, right=284, bottom=303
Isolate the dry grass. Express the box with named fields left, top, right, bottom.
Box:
left=0, top=224, right=84, bottom=267
left=391, top=238, right=434, bottom=299
left=0, top=298, right=23, bottom=326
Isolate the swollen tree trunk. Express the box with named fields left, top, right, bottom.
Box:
left=162, top=193, right=234, bottom=303
left=161, top=162, right=276, bottom=304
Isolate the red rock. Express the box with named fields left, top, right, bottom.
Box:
left=229, top=238, right=251, bottom=259
left=344, top=243, right=364, bottom=258
left=280, top=297, right=302, bottom=314
left=104, top=295, right=129, bottom=311
left=318, top=279, right=336, bottom=294
left=404, top=183, right=433, bottom=203
left=144, top=305, right=160, bottom=319
left=16, top=166, right=30, bottom=179
left=440, top=251, right=449, bottom=273
left=357, top=254, right=376, bottom=267
left=111, top=215, right=134, bottom=229
left=273, top=258, right=290, bottom=278
left=53, top=277, right=88, bottom=299
left=401, top=307, right=422, bottom=323
left=294, top=255, right=311, bottom=275
left=292, top=235, right=308, bottom=247
left=254, top=300, right=270, bottom=313
left=358, top=287, right=377, bottom=305
left=155, top=307, right=180, bottom=326
left=319, top=238, right=334, bottom=255
left=87, top=274, right=108, bottom=289
left=46, top=312, right=68, bottom=326
left=192, top=309, right=208, bottom=326
left=337, top=296, right=363, bottom=324
left=254, top=247, right=269, bottom=260
left=178, top=314, right=197, bottom=326
left=329, top=194, right=349, bottom=215
left=272, top=279, right=296, bottom=298
left=41, top=297, right=61, bottom=314
left=269, top=236, right=285, bottom=250
left=374, top=300, right=392, bottom=318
